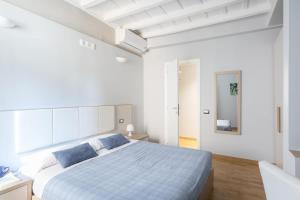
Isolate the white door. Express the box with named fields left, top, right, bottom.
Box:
left=164, top=60, right=179, bottom=146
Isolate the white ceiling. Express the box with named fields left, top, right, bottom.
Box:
left=65, top=0, right=271, bottom=38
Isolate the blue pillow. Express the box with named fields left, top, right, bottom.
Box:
left=53, top=143, right=98, bottom=168
left=99, top=134, right=129, bottom=150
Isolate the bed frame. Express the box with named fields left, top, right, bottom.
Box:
left=33, top=169, right=214, bottom=200
left=198, top=169, right=214, bottom=200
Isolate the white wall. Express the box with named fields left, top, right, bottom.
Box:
left=283, top=0, right=300, bottom=177
left=0, top=1, right=143, bottom=120
left=179, top=63, right=198, bottom=138
left=144, top=28, right=280, bottom=162
left=0, top=1, right=143, bottom=168
left=286, top=0, right=300, bottom=152
left=288, top=0, right=300, bottom=177
left=3, top=0, right=115, bottom=44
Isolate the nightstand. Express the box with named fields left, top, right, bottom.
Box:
left=128, top=133, right=149, bottom=141
left=0, top=176, right=32, bottom=200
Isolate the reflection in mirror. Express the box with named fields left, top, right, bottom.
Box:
left=215, top=71, right=241, bottom=135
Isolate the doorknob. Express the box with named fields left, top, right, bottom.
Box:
left=171, top=105, right=179, bottom=116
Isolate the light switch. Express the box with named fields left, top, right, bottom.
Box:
left=203, top=109, right=210, bottom=114
left=79, top=39, right=85, bottom=46
left=88, top=43, right=96, bottom=50
left=79, top=39, right=96, bottom=50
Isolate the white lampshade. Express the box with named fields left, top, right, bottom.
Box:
left=126, top=124, right=134, bottom=132
left=0, top=16, right=16, bottom=28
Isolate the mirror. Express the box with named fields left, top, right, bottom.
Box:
left=215, top=71, right=241, bottom=135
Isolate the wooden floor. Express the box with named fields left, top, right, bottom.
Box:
left=179, top=136, right=198, bottom=149
left=211, top=155, right=266, bottom=200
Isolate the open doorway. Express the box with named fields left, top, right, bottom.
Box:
left=164, top=59, right=200, bottom=150
left=178, top=59, right=200, bottom=149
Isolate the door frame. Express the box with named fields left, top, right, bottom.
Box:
left=164, top=58, right=201, bottom=149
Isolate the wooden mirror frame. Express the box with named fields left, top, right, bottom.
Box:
left=215, top=70, right=242, bottom=135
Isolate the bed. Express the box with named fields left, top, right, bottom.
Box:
left=31, top=139, right=213, bottom=200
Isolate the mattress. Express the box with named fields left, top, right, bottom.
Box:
left=34, top=141, right=212, bottom=200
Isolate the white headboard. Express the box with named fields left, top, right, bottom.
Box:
left=2, top=105, right=118, bottom=154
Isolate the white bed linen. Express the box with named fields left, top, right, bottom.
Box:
left=33, top=140, right=138, bottom=199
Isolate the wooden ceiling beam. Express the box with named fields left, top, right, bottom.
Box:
left=125, top=0, right=243, bottom=30
left=103, top=0, right=174, bottom=22
left=81, top=0, right=108, bottom=9
left=141, top=3, right=271, bottom=38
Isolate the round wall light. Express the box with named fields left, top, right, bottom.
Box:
left=116, top=56, right=128, bottom=63
left=0, top=16, right=16, bottom=28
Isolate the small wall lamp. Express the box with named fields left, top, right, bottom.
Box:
left=0, top=16, right=16, bottom=28
left=116, top=56, right=128, bottom=63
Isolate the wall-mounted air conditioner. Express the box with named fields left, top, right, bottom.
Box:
left=115, top=28, right=147, bottom=54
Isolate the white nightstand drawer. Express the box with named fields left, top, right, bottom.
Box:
left=0, top=185, right=28, bottom=200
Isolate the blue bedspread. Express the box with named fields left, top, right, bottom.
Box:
left=42, top=142, right=212, bottom=200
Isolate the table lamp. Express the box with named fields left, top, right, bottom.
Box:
left=126, top=124, right=134, bottom=137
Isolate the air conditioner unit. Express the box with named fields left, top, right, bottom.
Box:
left=115, top=28, right=147, bottom=54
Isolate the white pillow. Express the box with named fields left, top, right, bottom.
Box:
left=83, top=138, right=103, bottom=151
left=40, top=154, right=57, bottom=170
left=81, top=133, right=117, bottom=151
left=19, top=152, right=57, bottom=178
